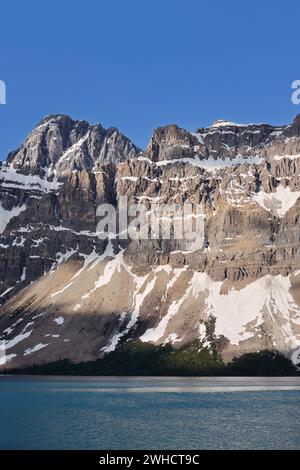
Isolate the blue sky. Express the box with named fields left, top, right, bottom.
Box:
left=0, top=0, right=299, bottom=158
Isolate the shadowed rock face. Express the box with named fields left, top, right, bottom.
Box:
left=1, top=114, right=300, bottom=370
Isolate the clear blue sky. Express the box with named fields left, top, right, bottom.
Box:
left=0, top=0, right=299, bottom=158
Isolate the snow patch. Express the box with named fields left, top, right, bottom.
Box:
left=0, top=204, right=26, bottom=233
left=0, top=287, right=14, bottom=298
left=272, top=154, right=300, bottom=161
left=0, top=353, right=17, bottom=365
left=0, top=329, right=33, bottom=350
left=141, top=271, right=300, bottom=348
left=252, top=185, right=300, bottom=217
left=0, top=167, right=61, bottom=193
left=20, top=267, right=26, bottom=281
left=24, top=343, right=49, bottom=356
left=155, top=155, right=262, bottom=170
left=121, top=176, right=138, bottom=182
left=210, top=119, right=245, bottom=128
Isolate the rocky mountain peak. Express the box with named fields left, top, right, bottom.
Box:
left=7, top=115, right=141, bottom=177
left=145, top=124, right=204, bottom=162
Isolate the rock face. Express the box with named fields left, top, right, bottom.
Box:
left=1, top=114, right=300, bottom=370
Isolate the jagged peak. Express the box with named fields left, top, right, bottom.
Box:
left=146, top=124, right=197, bottom=147
left=6, top=114, right=141, bottom=173
left=148, top=123, right=194, bottom=141
left=37, top=113, right=75, bottom=126
left=36, top=113, right=100, bottom=131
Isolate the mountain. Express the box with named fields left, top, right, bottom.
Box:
left=1, top=114, right=300, bottom=371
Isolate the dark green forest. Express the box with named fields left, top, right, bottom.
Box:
left=5, top=341, right=299, bottom=376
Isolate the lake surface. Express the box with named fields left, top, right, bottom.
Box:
left=0, top=376, right=299, bottom=450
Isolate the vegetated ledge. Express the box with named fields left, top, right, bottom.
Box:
left=2, top=341, right=300, bottom=376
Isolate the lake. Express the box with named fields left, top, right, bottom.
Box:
left=0, top=376, right=299, bottom=450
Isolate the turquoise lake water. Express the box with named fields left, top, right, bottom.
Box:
left=0, top=376, right=299, bottom=450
